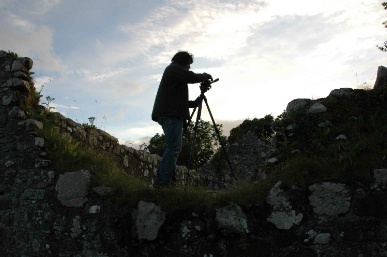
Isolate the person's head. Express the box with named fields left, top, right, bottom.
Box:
left=171, top=51, right=193, bottom=70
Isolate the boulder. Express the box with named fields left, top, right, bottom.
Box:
left=329, top=88, right=354, bottom=97
left=308, top=182, right=351, bottom=216
left=266, top=182, right=303, bottom=229
left=371, top=168, right=387, bottom=190
left=286, top=98, right=309, bottom=113
left=135, top=201, right=166, bottom=240
left=55, top=170, right=91, bottom=207
left=216, top=204, right=249, bottom=234
left=308, top=103, right=327, bottom=114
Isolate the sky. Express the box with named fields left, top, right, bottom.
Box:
left=1, top=0, right=386, bottom=148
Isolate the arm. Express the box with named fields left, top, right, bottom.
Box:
left=166, top=63, right=212, bottom=84
left=188, top=97, right=201, bottom=108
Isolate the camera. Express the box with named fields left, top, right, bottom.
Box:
left=200, top=78, right=219, bottom=93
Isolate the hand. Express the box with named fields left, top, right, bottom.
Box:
left=203, top=72, right=213, bottom=81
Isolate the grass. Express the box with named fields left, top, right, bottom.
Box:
left=29, top=108, right=271, bottom=211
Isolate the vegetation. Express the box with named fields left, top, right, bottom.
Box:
left=228, top=115, right=274, bottom=144
left=7, top=50, right=18, bottom=59
left=147, top=120, right=225, bottom=170
left=41, top=96, right=56, bottom=112
left=265, top=88, right=387, bottom=189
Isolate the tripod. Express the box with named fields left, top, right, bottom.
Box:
left=185, top=78, right=237, bottom=187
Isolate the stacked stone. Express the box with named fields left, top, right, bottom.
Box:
left=47, top=110, right=201, bottom=187
left=0, top=50, right=56, bottom=255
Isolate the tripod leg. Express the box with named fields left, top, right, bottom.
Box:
left=185, top=96, right=203, bottom=187
left=203, top=96, right=237, bottom=180
left=186, top=106, right=198, bottom=130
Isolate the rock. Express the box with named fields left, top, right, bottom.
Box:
left=88, top=205, right=101, bottom=214
left=314, top=233, right=331, bottom=244
left=35, top=137, right=45, bottom=147
left=286, top=124, right=296, bottom=130
left=267, top=158, right=279, bottom=164
left=71, top=216, right=82, bottom=238
left=6, top=77, right=31, bottom=92
left=286, top=98, right=309, bottom=113
left=55, top=170, right=91, bottom=207
left=5, top=161, right=14, bottom=167
left=32, top=239, right=40, bottom=252
left=18, top=119, right=43, bottom=131
left=20, top=189, right=45, bottom=200
left=374, top=65, right=387, bottom=90
left=308, top=182, right=351, bottom=216
left=11, top=57, right=33, bottom=72
left=318, top=120, right=331, bottom=128
left=335, top=134, right=347, bottom=140
left=308, top=103, right=327, bottom=114
left=2, top=94, right=13, bottom=106
left=216, top=204, right=249, bottom=234
left=135, top=201, right=166, bottom=240
left=266, top=182, right=303, bottom=229
left=35, top=158, right=51, bottom=168
left=371, top=169, right=387, bottom=190
left=8, top=106, right=25, bottom=118
left=329, top=88, right=354, bottom=97
left=92, top=186, right=112, bottom=196
left=304, top=230, right=318, bottom=242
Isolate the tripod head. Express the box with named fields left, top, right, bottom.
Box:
left=200, top=78, right=219, bottom=93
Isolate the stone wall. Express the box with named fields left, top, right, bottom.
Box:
left=198, top=131, right=274, bottom=189
left=47, top=109, right=202, bottom=187
left=1, top=51, right=387, bottom=256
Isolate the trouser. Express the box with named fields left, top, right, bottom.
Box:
left=156, top=117, right=183, bottom=185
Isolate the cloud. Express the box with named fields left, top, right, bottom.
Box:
left=72, top=67, right=132, bottom=82
left=0, top=25, right=64, bottom=71
left=108, top=122, right=162, bottom=144
left=120, top=136, right=152, bottom=150
left=0, top=0, right=61, bottom=17
left=101, top=0, right=268, bottom=67
left=33, top=76, right=53, bottom=90
left=0, top=0, right=64, bottom=72
left=51, top=103, right=80, bottom=110
left=28, top=0, right=61, bottom=16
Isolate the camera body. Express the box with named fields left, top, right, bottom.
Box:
left=200, top=78, right=219, bottom=93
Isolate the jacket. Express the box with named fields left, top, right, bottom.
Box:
left=151, top=62, right=208, bottom=121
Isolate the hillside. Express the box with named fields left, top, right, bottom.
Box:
left=1, top=50, right=387, bottom=256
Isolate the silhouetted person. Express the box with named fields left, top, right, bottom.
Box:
left=151, top=51, right=212, bottom=187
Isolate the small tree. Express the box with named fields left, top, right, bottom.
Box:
left=147, top=120, right=224, bottom=169
left=228, top=115, right=274, bottom=144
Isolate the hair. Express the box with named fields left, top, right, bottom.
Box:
left=171, top=51, right=194, bottom=65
